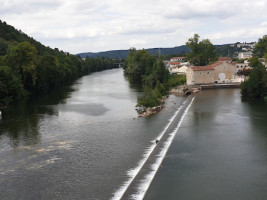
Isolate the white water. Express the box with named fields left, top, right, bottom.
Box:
left=131, top=97, right=195, bottom=200
left=111, top=97, right=195, bottom=200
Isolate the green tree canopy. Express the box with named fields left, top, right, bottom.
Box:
left=185, top=34, right=217, bottom=66
left=125, top=48, right=155, bottom=81
left=0, top=66, right=25, bottom=106
left=241, top=57, right=267, bottom=99
left=253, top=35, right=267, bottom=58
left=5, top=41, right=38, bottom=90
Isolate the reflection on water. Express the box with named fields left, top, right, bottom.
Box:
left=0, top=85, right=73, bottom=147
left=145, top=89, right=267, bottom=200
left=1, top=68, right=186, bottom=200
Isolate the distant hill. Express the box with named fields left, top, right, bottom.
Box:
left=77, top=45, right=190, bottom=59
left=0, top=20, right=62, bottom=56
left=77, top=44, right=238, bottom=59
left=0, top=20, right=119, bottom=106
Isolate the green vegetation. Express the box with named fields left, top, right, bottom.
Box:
left=124, top=48, right=185, bottom=107
left=241, top=57, right=267, bottom=99
left=240, top=35, right=267, bottom=101
left=124, top=48, right=169, bottom=107
left=167, top=74, right=186, bottom=88
left=137, top=83, right=166, bottom=107
left=0, top=20, right=120, bottom=106
left=185, top=34, right=217, bottom=66
left=253, top=35, right=267, bottom=58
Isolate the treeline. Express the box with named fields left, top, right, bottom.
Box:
left=0, top=20, right=120, bottom=106
left=241, top=35, right=267, bottom=102
left=124, top=48, right=185, bottom=107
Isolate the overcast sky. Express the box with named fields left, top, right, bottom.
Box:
left=1, top=0, right=267, bottom=54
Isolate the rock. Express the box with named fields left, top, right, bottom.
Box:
left=136, top=106, right=146, bottom=114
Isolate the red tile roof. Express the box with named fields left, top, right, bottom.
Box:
left=171, top=57, right=185, bottom=60
left=190, top=61, right=223, bottom=71
left=170, top=62, right=181, bottom=65
left=218, top=57, right=232, bottom=61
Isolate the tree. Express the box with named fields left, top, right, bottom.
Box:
left=185, top=34, right=217, bottom=66
left=0, top=66, right=25, bottom=106
left=253, top=35, right=267, bottom=58
left=35, top=55, right=63, bottom=93
left=241, top=57, right=267, bottom=99
left=125, top=49, right=155, bottom=82
left=237, top=68, right=252, bottom=77
left=0, top=42, right=8, bottom=56
left=5, top=42, right=37, bottom=90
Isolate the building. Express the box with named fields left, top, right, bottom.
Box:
left=186, top=58, right=236, bottom=85
left=236, top=63, right=250, bottom=70
left=237, top=51, right=253, bottom=59
left=236, top=42, right=256, bottom=49
left=169, top=59, right=189, bottom=74
left=169, top=64, right=188, bottom=74
left=170, top=57, right=185, bottom=62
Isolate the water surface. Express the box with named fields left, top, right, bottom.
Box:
left=145, top=89, right=267, bottom=200
left=0, top=68, right=186, bottom=200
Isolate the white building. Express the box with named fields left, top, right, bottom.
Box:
left=169, top=64, right=188, bottom=74
left=170, top=57, right=185, bottom=62
left=238, top=51, right=253, bottom=59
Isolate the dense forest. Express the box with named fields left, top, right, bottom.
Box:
left=0, top=20, right=121, bottom=107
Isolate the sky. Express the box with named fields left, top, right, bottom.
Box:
left=1, top=0, right=267, bottom=54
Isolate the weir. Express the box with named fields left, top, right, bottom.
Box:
left=112, top=95, right=195, bottom=200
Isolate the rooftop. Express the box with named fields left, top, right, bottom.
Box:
left=190, top=61, right=224, bottom=71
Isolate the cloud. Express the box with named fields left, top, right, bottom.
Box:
left=129, top=39, right=147, bottom=46
left=0, top=0, right=267, bottom=53
left=0, top=0, right=63, bottom=14
left=261, top=21, right=267, bottom=27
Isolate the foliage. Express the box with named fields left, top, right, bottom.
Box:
left=125, top=48, right=171, bottom=107
left=0, top=20, right=119, bottom=106
left=137, top=83, right=165, bottom=107
left=137, top=88, right=161, bottom=107
left=237, top=68, right=252, bottom=77
left=125, top=48, right=155, bottom=81
left=125, top=48, right=186, bottom=107
left=253, top=35, right=267, bottom=58
left=0, top=66, right=25, bottom=106
left=215, top=44, right=236, bottom=58
left=241, top=57, right=267, bottom=99
left=167, top=74, right=186, bottom=88
left=5, top=42, right=38, bottom=90
left=0, top=42, right=8, bottom=56
left=185, top=34, right=217, bottom=66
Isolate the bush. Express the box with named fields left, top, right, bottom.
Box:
left=167, top=74, right=186, bottom=88
left=137, top=86, right=162, bottom=107
left=0, top=66, right=26, bottom=106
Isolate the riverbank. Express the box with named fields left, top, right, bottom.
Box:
left=170, top=85, right=201, bottom=96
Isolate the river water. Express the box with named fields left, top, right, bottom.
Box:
left=145, top=89, right=267, bottom=200
left=0, top=68, right=267, bottom=200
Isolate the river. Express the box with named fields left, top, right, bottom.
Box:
left=0, top=68, right=267, bottom=200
